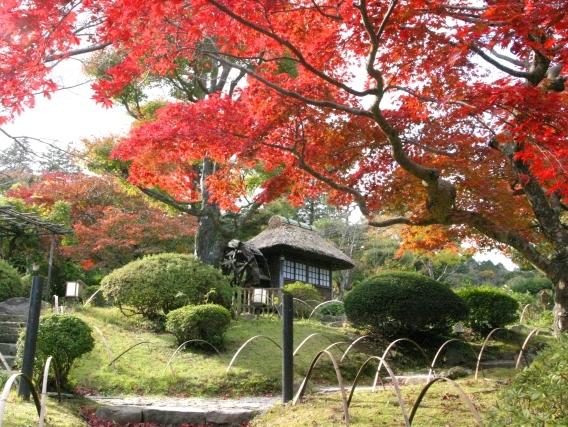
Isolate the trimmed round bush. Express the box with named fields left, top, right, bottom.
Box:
left=0, top=259, right=24, bottom=301
left=101, top=253, right=232, bottom=320
left=344, top=272, right=467, bottom=337
left=491, top=337, right=568, bottom=425
left=456, top=286, right=518, bottom=333
left=165, top=304, right=231, bottom=348
left=18, top=314, right=94, bottom=387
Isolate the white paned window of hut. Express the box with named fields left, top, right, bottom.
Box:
left=296, top=262, right=307, bottom=281
left=283, top=259, right=295, bottom=280
left=319, top=269, right=331, bottom=287
left=308, top=266, right=319, bottom=285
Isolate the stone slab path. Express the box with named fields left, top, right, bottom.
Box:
left=91, top=395, right=279, bottom=426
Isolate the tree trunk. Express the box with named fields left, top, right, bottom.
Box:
left=194, top=212, right=229, bottom=267
left=553, top=276, right=568, bottom=333
left=193, top=158, right=229, bottom=267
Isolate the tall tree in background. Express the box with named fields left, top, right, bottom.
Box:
left=2, top=1, right=568, bottom=330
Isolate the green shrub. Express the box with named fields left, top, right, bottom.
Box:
left=165, top=304, right=231, bottom=348
left=319, top=301, right=345, bottom=317
left=284, top=282, right=323, bottom=317
left=101, top=253, right=232, bottom=320
left=344, top=272, right=467, bottom=337
left=491, top=337, right=568, bottom=425
left=507, top=275, right=553, bottom=295
left=18, top=314, right=94, bottom=388
left=0, top=259, right=24, bottom=301
left=456, top=286, right=518, bottom=333
left=283, top=282, right=322, bottom=303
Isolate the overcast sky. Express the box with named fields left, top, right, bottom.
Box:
left=0, top=60, right=132, bottom=151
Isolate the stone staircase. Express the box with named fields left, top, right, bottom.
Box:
left=0, top=313, right=26, bottom=371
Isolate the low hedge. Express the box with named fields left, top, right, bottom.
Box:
left=456, top=286, right=518, bottom=333
left=344, top=271, right=467, bottom=338
left=165, top=304, right=231, bottom=349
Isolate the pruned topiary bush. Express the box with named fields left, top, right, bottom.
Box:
left=18, top=314, right=94, bottom=388
left=344, top=272, right=467, bottom=338
left=490, top=337, right=568, bottom=425
left=165, top=304, right=231, bottom=349
left=456, top=286, right=519, bottom=333
left=0, top=259, right=24, bottom=301
left=101, top=253, right=232, bottom=320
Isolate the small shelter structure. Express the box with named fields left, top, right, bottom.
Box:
left=247, top=216, right=354, bottom=298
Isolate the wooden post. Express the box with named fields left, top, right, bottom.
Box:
left=19, top=275, right=43, bottom=400
left=282, top=292, right=293, bottom=403
left=45, top=236, right=56, bottom=300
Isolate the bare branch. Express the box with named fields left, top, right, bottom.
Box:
left=470, top=44, right=532, bottom=79
left=45, top=43, right=111, bottom=62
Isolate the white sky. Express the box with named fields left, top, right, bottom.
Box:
left=0, top=58, right=517, bottom=270
left=0, top=60, right=132, bottom=151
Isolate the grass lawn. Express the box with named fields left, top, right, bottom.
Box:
left=252, top=378, right=501, bottom=426
left=70, top=306, right=369, bottom=397
left=2, top=393, right=90, bottom=427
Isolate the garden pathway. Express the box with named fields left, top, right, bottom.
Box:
left=92, top=395, right=279, bottom=426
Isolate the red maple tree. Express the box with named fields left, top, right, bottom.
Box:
left=9, top=173, right=195, bottom=270
left=2, top=1, right=568, bottom=330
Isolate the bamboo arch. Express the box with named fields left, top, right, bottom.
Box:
left=0, top=372, right=42, bottom=427
left=163, top=340, right=221, bottom=375
left=409, top=377, right=483, bottom=426
left=309, top=300, right=344, bottom=319
left=340, top=335, right=371, bottom=363
left=372, top=338, right=430, bottom=391
left=293, top=349, right=349, bottom=426
left=427, top=339, right=477, bottom=382
left=474, top=328, right=519, bottom=380
left=226, top=335, right=282, bottom=373
left=108, top=341, right=154, bottom=367
left=347, top=356, right=409, bottom=426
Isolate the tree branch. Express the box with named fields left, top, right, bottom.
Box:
left=45, top=43, right=111, bottom=62
left=208, top=53, right=372, bottom=117
left=206, top=0, right=374, bottom=97
left=469, top=44, right=532, bottom=79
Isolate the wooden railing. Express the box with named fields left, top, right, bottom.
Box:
left=232, top=287, right=282, bottom=317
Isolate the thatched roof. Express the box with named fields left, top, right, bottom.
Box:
left=247, top=216, right=354, bottom=270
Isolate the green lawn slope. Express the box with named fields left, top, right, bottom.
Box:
left=70, top=306, right=367, bottom=397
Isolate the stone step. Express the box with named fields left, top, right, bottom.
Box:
left=0, top=355, right=16, bottom=369
left=0, top=342, right=17, bottom=356
left=0, top=322, right=24, bottom=333
left=92, top=396, right=278, bottom=426
left=0, top=331, right=19, bottom=343
left=0, top=314, right=26, bottom=323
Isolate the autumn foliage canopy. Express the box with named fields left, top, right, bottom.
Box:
left=2, top=0, right=568, bottom=329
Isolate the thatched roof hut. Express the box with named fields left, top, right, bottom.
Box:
left=248, top=216, right=354, bottom=269
left=247, top=216, right=354, bottom=295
